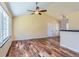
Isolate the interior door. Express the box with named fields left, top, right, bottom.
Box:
left=47, top=23, right=56, bottom=37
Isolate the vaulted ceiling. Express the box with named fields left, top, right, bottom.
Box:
left=6, top=2, right=79, bottom=18
left=6, top=2, right=52, bottom=16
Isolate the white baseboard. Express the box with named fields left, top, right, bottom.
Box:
left=15, top=35, right=57, bottom=40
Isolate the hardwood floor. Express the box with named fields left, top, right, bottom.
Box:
left=7, top=37, right=79, bottom=57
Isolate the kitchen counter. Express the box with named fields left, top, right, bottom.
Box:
left=60, top=30, right=79, bottom=52
left=60, top=30, right=79, bottom=32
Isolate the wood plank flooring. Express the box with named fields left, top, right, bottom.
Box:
left=7, top=37, right=79, bottom=57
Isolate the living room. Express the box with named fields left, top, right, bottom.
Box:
left=0, top=1, right=79, bottom=57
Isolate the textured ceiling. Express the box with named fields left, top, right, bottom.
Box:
left=6, top=2, right=79, bottom=18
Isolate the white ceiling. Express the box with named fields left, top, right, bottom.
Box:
left=7, top=2, right=79, bottom=17
left=7, top=2, right=53, bottom=16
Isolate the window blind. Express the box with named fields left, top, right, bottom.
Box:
left=0, top=5, right=10, bottom=47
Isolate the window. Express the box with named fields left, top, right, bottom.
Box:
left=0, top=5, right=10, bottom=47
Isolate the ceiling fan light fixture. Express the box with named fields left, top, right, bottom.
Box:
left=35, top=10, right=39, bottom=14
left=27, top=2, right=47, bottom=15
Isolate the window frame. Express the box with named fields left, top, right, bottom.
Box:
left=0, top=5, right=10, bottom=47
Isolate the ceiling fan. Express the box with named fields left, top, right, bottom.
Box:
left=27, top=2, right=47, bottom=15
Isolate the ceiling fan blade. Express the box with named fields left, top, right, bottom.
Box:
left=31, top=13, right=35, bottom=15
left=38, top=13, right=42, bottom=15
left=35, top=2, right=39, bottom=10
left=27, top=10, right=35, bottom=12
left=39, top=10, right=47, bottom=12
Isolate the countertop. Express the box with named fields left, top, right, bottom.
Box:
left=60, top=30, right=79, bottom=32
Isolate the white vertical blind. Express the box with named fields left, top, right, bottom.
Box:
left=0, top=5, right=10, bottom=46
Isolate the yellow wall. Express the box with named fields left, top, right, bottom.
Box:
left=13, top=13, right=58, bottom=40
left=47, top=3, right=79, bottom=30
left=67, top=11, right=79, bottom=30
